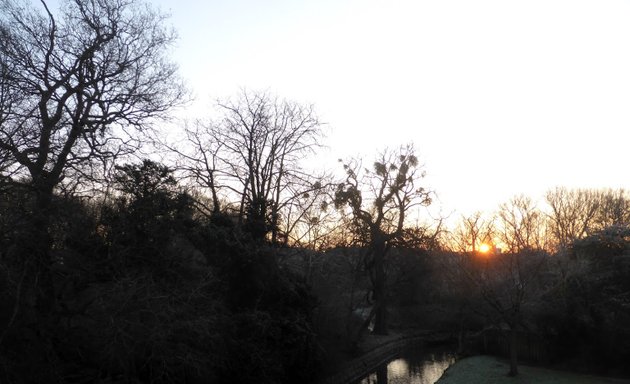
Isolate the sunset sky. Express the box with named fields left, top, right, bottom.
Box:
left=67, top=0, right=630, bottom=217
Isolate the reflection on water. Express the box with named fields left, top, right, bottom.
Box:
left=356, top=349, right=456, bottom=384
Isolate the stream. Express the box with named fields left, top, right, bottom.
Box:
left=353, top=347, right=456, bottom=384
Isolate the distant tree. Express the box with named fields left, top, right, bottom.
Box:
left=593, top=189, right=630, bottom=229
left=449, top=211, right=495, bottom=253
left=176, top=90, right=324, bottom=243
left=545, top=187, right=602, bottom=250
left=445, top=199, right=553, bottom=376
left=0, top=0, right=185, bottom=312
left=169, top=120, right=225, bottom=216
left=546, top=188, right=630, bottom=251
left=334, top=144, right=432, bottom=335
left=455, top=248, right=548, bottom=376
left=497, top=195, right=550, bottom=253
left=444, top=212, right=496, bottom=352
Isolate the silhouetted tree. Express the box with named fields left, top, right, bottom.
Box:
left=334, top=144, right=432, bottom=335
left=546, top=188, right=630, bottom=251
left=114, top=160, right=177, bottom=202
left=199, top=90, right=323, bottom=243
left=545, top=187, right=602, bottom=250
left=444, top=212, right=496, bottom=352
left=105, top=159, right=193, bottom=270
left=0, top=24, right=17, bottom=179
left=449, top=211, right=495, bottom=253
left=593, top=189, right=630, bottom=229
left=454, top=247, right=548, bottom=376
left=169, top=120, right=226, bottom=216
left=0, top=0, right=185, bottom=314
left=498, top=195, right=550, bottom=253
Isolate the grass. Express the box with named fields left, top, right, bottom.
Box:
left=436, top=356, right=630, bottom=384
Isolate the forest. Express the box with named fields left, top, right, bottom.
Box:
left=1, top=0, right=630, bottom=383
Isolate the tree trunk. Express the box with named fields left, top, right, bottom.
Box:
left=372, top=243, right=388, bottom=335
left=32, top=187, right=56, bottom=318
left=210, top=178, right=221, bottom=215
left=270, top=205, right=279, bottom=245
left=508, top=327, right=519, bottom=376
left=373, top=300, right=387, bottom=335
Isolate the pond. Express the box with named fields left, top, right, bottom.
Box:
left=353, top=347, right=457, bottom=384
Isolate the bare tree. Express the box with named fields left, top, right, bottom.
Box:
left=334, top=144, right=432, bottom=335
left=177, top=90, right=324, bottom=243
left=0, top=0, right=185, bottom=313
left=545, top=187, right=602, bottom=250
left=594, top=188, right=630, bottom=229
left=497, top=195, right=550, bottom=253
left=282, top=179, right=336, bottom=249
left=0, top=24, right=18, bottom=180
left=169, top=120, right=225, bottom=216
left=449, top=211, right=495, bottom=253
left=452, top=247, right=548, bottom=376
left=446, top=199, right=551, bottom=375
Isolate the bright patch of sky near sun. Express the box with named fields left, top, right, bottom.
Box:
left=50, top=0, right=630, bottom=218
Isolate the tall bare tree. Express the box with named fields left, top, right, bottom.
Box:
left=334, top=144, right=432, bottom=335
left=177, top=90, right=323, bottom=243
left=0, top=0, right=185, bottom=312
left=169, top=120, right=225, bottom=216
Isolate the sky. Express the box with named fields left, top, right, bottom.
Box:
left=66, top=0, right=630, bottom=218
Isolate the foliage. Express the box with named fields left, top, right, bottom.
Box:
left=100, top=160, right=194, bottom=272
left=543, top=225, right=630, bottom=373
left=0, top=2, right=187, bottom=378
left=0, top=162, right=321, bottom=383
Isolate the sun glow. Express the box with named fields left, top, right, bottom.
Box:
left=479, top=243, right=491, bottom=253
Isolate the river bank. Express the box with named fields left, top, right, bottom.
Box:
left=437, top=356, right=630, bottom=384
left=315, top=330, right=454, bottom=384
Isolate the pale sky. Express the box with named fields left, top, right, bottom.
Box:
left=61, top=0, right=630, bottom=217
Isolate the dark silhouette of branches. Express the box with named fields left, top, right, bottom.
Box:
left=0, top=0, right=186, bottom=329
left=334, top=144, right=432, bottom=336
left=171, top=90, right=324, bottom=243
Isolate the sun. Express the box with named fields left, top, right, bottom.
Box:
left=479, top=243, right=491, bottom=253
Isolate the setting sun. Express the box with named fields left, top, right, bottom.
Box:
left=479, top=243, right=491, bottom=253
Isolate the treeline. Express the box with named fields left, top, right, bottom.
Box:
left=0, top=160, right=319, bottom=383
left=449, top=188, right=630, bottom=254
left=303, top=186, right=630, bottom=377
left=437, top=188, right=630, bottom=376
left=0, top=0, right=326, bottom=382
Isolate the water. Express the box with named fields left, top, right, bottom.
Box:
left=354, top=348, right=456, bottom=384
